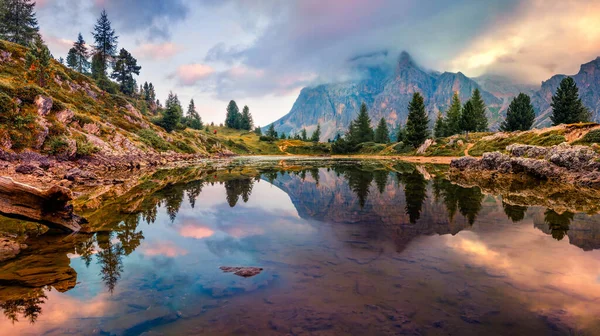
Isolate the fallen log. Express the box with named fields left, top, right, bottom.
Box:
left=0, top=176, right=85, bottom=232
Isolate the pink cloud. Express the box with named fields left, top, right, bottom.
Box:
left=179, top=224, right=215, bottom=239
left=174, top=63, right=215, bottom=85
left=140, top=241, right=188, bottom=257
left=134, top=42, right=182, bottom=61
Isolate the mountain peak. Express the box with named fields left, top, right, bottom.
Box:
left=397, top=51, right=416, bottom=68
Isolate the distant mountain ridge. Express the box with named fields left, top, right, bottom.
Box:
left=270, top=52, right=600, bottom=140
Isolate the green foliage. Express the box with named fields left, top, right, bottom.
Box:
left=301, top=128, right=307, bottom=141
left=239, top=105, right=253, bottom=130
left=311, top=124, right=321, bottom=142
left=265, top=123, right=277, bottom=138
left=347, top=102, right=374, bottom=144
left=405, top=92, right=429, bottom=147
left=433, top=112, right=446, bottom=138
left=469, top=130, right=566, bottom=156
left=259, top=135, right=277, bottom=142
left=0, top=92, right=16, bottom=115
left=137, top=129, right=171, bottom=151
left=374, top=118, right=390, bottom=143
left=71, top=33, right=90, bottom=73
left=184, top=99, right=202, bottom=130
left=0, top=0, right=39, bottom=46
left=574, top=129, right=600, bottom=145
left=110, top=48, right=141, bottom=95
left=501, top=93, right=535, bottom=132
left=46, top=136, right=69, bottom=155
left=92, top=10, right=118, bottom=76
left=550, top=77, right=590, bottom=125
left=254, top=126, right=262, bottom=136
left=225, top=100, right=240, bottom=128
left=14, top=84, right=44, bottom=103
left=174, top=140, right=195, bottom=154
left=470, top=88, right=488, bottom=132
left=75, top=138, right=99, bottom=157
left=25, top=36, right=52, bottom=87
left=331, top=137, right=355, bottom=154
left=445, top=92, right=462, bottom=136
left=460, top=100, right=477, bottom=135
left=157, top=91, right=183, bottom=132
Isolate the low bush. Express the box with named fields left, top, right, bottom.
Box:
left=137, top=129, right=171, bottom=151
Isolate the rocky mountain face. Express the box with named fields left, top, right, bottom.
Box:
left=272, top=52, right=600, bottom=140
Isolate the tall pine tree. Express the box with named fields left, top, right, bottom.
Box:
left=433, top=112, right=446, bottom=138
left=374, top=118, right=390, bottom=143
left=347, top=102, right=374, bottom=144
left=160, top=92, right=183, bottom=132
left=405, top=93, right=430, bottom=148
left=71, top=33, right=90, bottom=73
left=185, top=99, right=202, bottom=130
left=500, top=93, right=535, bottom=131
left=470, top=88, right=488, bottom=132
left=311, top=124, right=321, bottom=142
left=240, top=105, right=253, bottom=130
left=445, top=92, right=462, bottom=136
left=301, top=128, right=307, bottom=141
left=460, top=100, right=477, bottom=139
left=550, top=77, right=590, bottom=125
left=25, top=36, right=51, bottom=87
left=225, top=100, right=240, bottom=128
left=110, top=48, right=141, bottom=95
left=0, top=0, right=39, bottom=46
left=92, top=10, right=118, bottom=77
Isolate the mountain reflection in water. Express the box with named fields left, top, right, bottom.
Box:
left=0, top=161, right=599, bottom=335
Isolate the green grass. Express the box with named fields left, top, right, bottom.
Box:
left=469, top=130, right=566, bottom=156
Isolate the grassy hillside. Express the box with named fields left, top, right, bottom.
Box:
left=0, top=40, right=223, bottom=158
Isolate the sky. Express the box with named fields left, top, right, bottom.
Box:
left=35, top=0, right=600, bottom=126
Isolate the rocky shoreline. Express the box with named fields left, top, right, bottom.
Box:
left=450, top=143, right=600, bottom=188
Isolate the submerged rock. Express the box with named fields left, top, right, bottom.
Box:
left=219, top=266, right=263, bottom=278
left=0, top=235, right=26, bottom=262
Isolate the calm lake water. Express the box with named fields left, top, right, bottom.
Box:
left=1, top=159, right=599, bottom=335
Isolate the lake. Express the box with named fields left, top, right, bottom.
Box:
left=0, top=158, right=599, bottom=335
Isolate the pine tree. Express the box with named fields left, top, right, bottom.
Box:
left=185, top=99, right=202, bottom=130
left=301, top=128, right=307, bottom=141
left=550, top=77, right=590, bottom=125
left=90, top=52, right=104, bottom=80
left=470, top=88, right=488, bottom=132
left=58, top=57, right=64, bottom=64
left=148, top=83, right=156, bottom=102
left=225, top=100, right=240, bottom=128
left=110, top=48, right=141, bottom=95
left=160, top=92, right=183, bottom=132
left=266, top=124, right=277, bottom=138
left=460, top=100, right=477, bottom=139
left=396, top=124, right=407, bottom=143
left=240, top=105, right=253, bottom=130
left=280, top=132, right=286, bottom=139
left=500, top=93, right=535, bottom=132
left=254, top=126, right=262, bottom=136
left=66, top=47, right=78, bottom=70
left=405, top=93, right=430, bottom=147
left=0, top=0, right=39, bottom=46
left=348, top=102, right=374, bottom=144
left=311, top=124, right=321, bottom=142
left=433, top=112, right=446, bottom=138
left=445, top=92, right=462, bottom=136
left=25, top=36, right=51, bottom=87
left=374, top=118, right=390, bottom=143
left=92, top=10, right=118, bottom=76
left=72, top=33, right=90, bottom=73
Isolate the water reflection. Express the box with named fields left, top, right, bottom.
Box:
left=1, top=160, right=600, bottom=334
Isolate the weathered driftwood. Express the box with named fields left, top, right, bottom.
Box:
left=0, top=176, right=85, bottom=232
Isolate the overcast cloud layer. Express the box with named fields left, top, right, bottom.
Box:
left=36, top=0, right=600, bottom=126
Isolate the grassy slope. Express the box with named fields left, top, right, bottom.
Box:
left=0, top=40, right=218, bottom=156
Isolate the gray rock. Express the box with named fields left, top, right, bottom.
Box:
left=545, top=143, right=598, bottom=171
left=450, top=156, right=479, bottom=170
left=64, top=168, right=97, bottom=181
left=55, top=108, right=74, bottom=124
left=480, top=152, right=510, bottom=170
left=34, top=95, right=53, bottom=116
left=15, top=164, right=38, bottom=174
left=506, top=144, right=549, bottom=158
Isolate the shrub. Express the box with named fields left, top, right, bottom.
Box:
left=73, top=112, right=94, bottom=126
left=0, top=92, right=15, bottom=115
left=174, top=140, right=195, bottom=154
left=259, top=136, right=277, bottom=142
left=137, top=129, right=171, bottom=151
left=76, top=138, right=99, bottom=157
left=15, top=85, right=46, bottom=103
left=46, top=136, right=70, bottom=155
left=575, top=129, right=600, bottom=145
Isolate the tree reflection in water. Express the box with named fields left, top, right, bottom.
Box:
left=0, top=289, right=47, bottom=324
left=544, top=209, right=573, bottom=241
left=502, top=201, right=528, bottom=223
left=399, top=170, right=428, bottom=223
left=432, top=177, right=484, bottom=224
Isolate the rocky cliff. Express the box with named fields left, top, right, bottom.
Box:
left=272, top=52, right=600, bottom=140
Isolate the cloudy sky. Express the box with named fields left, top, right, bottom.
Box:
left=36, top=0, right=600, bottom=126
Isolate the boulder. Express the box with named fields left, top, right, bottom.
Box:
left=416, top=138, right=435, bottom=155
left=480, top=152, right=510, bottom=170
left=506, top=144, right=549, bottom=158
left=220, top=266, right=263, bottom=278
left=15, top=164, right=38, bottom=175
left=83, top=122, right=100, bottom=135
left=0, top=235, right=25, bottom=262
left=450, top=156, right=479, bottom=170
left=34, top=95, right=53, bottom=116
left=55, top=109, right=74, bottom=124
left=545, top=143, right=597, bottom=171
left=64, top=168, right=97, bottom=181
left=34, top=118, right=49, bottom=149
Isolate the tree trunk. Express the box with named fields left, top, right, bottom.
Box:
left=0, top=177, right=85, bottom=232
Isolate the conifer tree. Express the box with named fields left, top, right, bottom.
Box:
left=348, top=102, right=374, bottom=144
left=460, top=100, right=477, bottom=139
left=66, top=47, right=78, bottom=70
left=92, top=9, right=118, bottom=76
left=500, top=93, right=535, bottom=132
left=550, top=77, right=590, bottom=125
left=185, top=99, right=202, bottom=130
left=374, top=118, right=390, bottom=143
left=311, top=124, right=321, bottom=142
left=225, top=100, right=240, bottom=128
left=240, top=105, right=253, bottom=130
left=470, top=88, right=488, bottom=132
left=25, top=36, right=51, bottom=87
left=266, top=124, right=277, bottom=138
left=110, top=48, right=141, bottom=95
left=71, top=33, right=90, bottom=73
left=280, top=132, right=287, bottom=139
left=148, top=83, right=156, bottom=102
left=433, top=112, right=446, bottom=138
left=405, top=92, right=430, bottom=147
left=301, top=128, right=307, bottom=141
left=396, top=124, right=407, bottom=143
left=0, top=0, right=39, bottom=46
left=254, top=126, right=262, bottom=136
left=445, top=92, right=462, bottom=136
left=160, top=92, right=183, bottom=132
